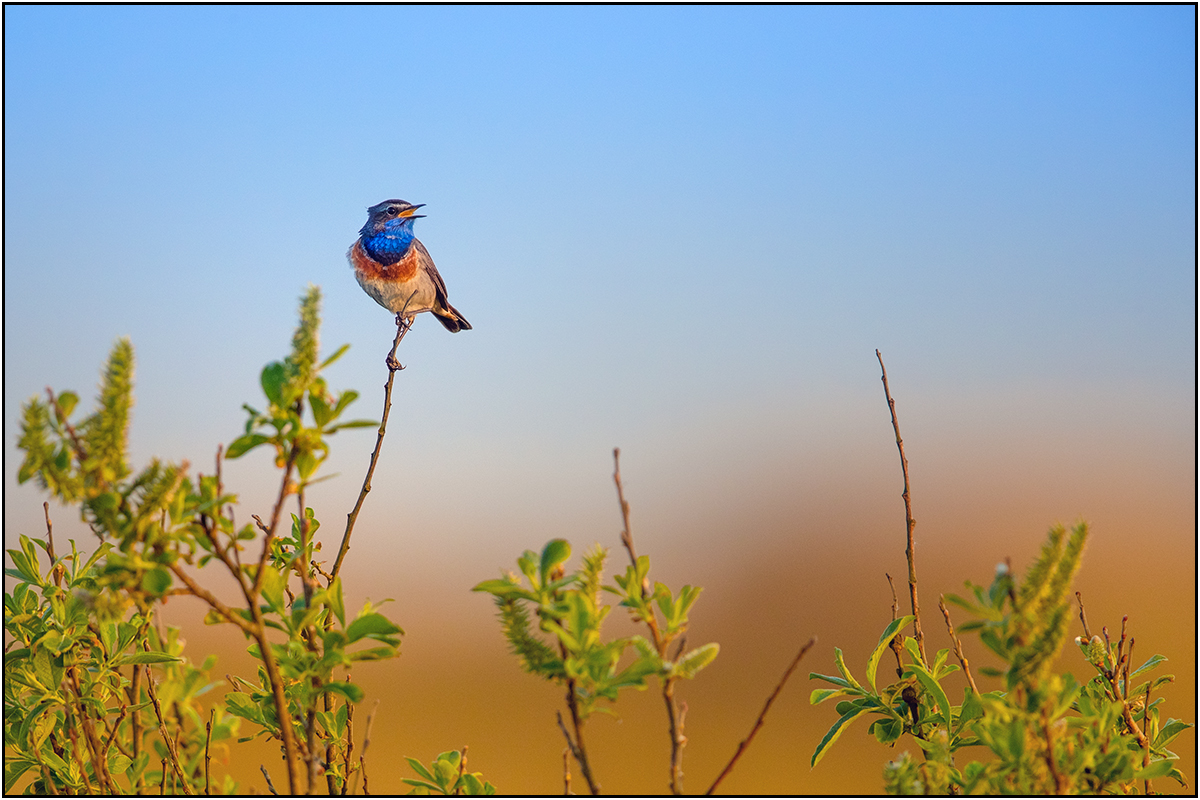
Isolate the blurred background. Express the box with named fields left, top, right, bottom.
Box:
left=5, top=5, right=1194, bottom=794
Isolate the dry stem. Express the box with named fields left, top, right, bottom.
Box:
left=706, top=637, right=817, bottom=794
left=876, top=350, right=927, bottom=664
left=332, top=316, right=413, bottom=579
left=938, top=595, right=978, bottom=694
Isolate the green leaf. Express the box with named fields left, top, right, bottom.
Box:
left=405, top=756, right=435, bottom=782
left=673, top=643, right=719, bottom=679
left=321, top=681, right=365, bottom=703
left=226, top=433, right=271, bottom=459
left=811, top=703, right=874, bottom=768
left=867, top=615, right=914, bottom=691
left=539, top=539, right=571, bottom=584
left=346, top=612, right=403, bottom=643
left=833, top=648, right=865, bottom=691
left=810, top=687, right=849, bottom=705
left=907, top=662, right=953, bottom=731
left=1134, top=759, right=1176, bottom=780
left=55, top=391, right=80, bottom=421
left=114, top=652, right=183, bottom=666
left=261, top=362, right=287, bottom=406
left=320, top=343, right=351, bottom=370
left=1155, top=719, right=1193, bottom=748
left=141, top=566, right=172, bottom=595
left=1131, top=654, right=1167, bottom=678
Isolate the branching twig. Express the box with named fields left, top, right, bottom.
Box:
left=205, top=708, right=214, bottom=795
left=350, top=700, right=379, bottom=797
left=876, top=350, right=927, bottom=664
left=561, top=686, right=600, bottom=795
left=886, top=573, right=904, bottom=678
left=332, top=317, right=413, bottom=580
left=1075, top=591, right=1093, bottom=640
left=612, top=448, right=684, bottom=793
left=455, top=744, right=468, bottom=796
left=144, top=663, right=194, bottom=794
left=260, top=765, right=279, bottom=795
left=706, top=637, right=816, bottom=795
left=938, top=595, right=978, bottom=694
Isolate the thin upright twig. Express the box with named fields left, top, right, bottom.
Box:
left=612, top=448, right=685, bottom=793
left=939, top=596, right=978, bottom=694
left=560, top=686, right=600, bottom=795
left=351, top=700, right=380, bottom=797
left=260, top=765, right=279, bottom=795
left=1075, top=592, right=1093, bottom=640
left=455, top=745, right=468, bottom=796
left=885, top=573, right=904, bottom=678
left=204, top=709, right=214, bottom=795
left=706, top=637, right=816, bottom=795
left=144, top=664, right=194, bottom=794
left=876, top=350, right=927, bottom=664
left=332, top=317, right=413, bottom=580
left=563, top=747, right=572, bottom=796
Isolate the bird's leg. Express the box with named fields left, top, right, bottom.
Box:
left=386, top=315, right=413, bottom=371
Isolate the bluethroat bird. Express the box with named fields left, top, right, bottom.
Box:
left=349, top=199, right=472, bottom=333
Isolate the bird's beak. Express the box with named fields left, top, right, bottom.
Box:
left=400, top=204, right=426, bottom=218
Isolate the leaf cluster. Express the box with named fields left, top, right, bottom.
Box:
left=809, top=523, right=1192, bottom=794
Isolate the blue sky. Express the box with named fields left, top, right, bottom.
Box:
left=5, top=0, right=1194, bottom=595
left=3, top=7, right=1195, bottom=790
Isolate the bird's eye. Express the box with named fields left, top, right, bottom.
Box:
left=386, top=207, right=398, bottom=216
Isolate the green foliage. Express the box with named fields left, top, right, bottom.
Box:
left=227, top=285, right=375, bottom=485
left=810, top=522, right=1193, bottom=795
left=474, top=540, right=676, bottom=720
left=8, top=288, right=405, bottom=795
left=402, top=750, right=496, bottom=795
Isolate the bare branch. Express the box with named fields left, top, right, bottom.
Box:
left=876, top=350, right=927, bottom=664
left=706, top=637, right=816, bottom=794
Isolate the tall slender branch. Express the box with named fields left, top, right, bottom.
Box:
left=332, top=317, right=413, bottom=580
left=875, top=350, right=927, bottom=664
left=613, top=448, right=684, bottom=793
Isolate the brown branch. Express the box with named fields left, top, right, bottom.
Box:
left=556, top=710, right=598, bottom=795
left=612, top=447, right=683, bottom=793
left=66, top=665, right=118, bottom=793
left=204, top=709, right=214, bottom=795
left=876, top=350, right=927, bottom=664
left=332, top=316, right=413, bottom=580
left=341, top=692, right=355, bottom=796
left=351, top=700, right=380, bottom=797
left=1075, top=592, right=1093, bottom=640
left=64, top=712, right=95, bottom=795
left=563, top=747, right=572, bottom=796
left=1142, top=683, right=1153, bottom=795
left=260, top=764, right=279, bottom=795
left=130, top=664, right=145, bottom=794
left=455, top=745, right=468, bottom=796
left=1042, top=715, right=1067, bottom=794
left=938, top=596, right=979, bottom=694
left=706, top=637, right=816, bottom=795
left=144, top=662, right=194, bottom=794
left=561, top=684, right=600, bottom=795
left=168, top=564, right=258, bottom=637
left=886, top=573, right=904, bottom=678
left=250, top=449, right=298, bottom=599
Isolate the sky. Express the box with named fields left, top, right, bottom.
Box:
left=4, top=5, right=1195, bottom=794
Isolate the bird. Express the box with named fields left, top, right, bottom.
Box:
left=348, top=199, right=472, bottom=333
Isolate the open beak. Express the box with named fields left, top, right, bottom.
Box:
left=400, top=203, right=426, bottom=218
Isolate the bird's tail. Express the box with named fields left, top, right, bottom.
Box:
left=434, top=301, right=472, bottom=333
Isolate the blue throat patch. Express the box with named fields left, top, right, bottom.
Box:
left=362, top=219, right=416, bottom=265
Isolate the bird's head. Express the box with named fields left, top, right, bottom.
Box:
left=359, top=199, right=426, bottom=237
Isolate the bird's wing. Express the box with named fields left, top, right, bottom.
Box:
left=414, top=239, right=451, bottom=303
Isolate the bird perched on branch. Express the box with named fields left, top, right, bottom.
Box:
left=348, top=199, right=472, bottom=333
